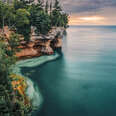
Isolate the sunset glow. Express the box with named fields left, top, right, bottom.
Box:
left=79, top=16, right=104, bottom=21
left=69, top=15, right=106, bottom=25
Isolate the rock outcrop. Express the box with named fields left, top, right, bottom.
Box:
left=0, top=26, right=64, bottom=59
left=16, top=27, right=65, bottom=59
left=0, top=26, right=65, bottom=115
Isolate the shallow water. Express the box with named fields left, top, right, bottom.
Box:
left=13, top=53, right=60, bottom=109
left=22, top=26, right=116, bottom=116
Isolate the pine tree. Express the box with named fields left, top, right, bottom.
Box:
left=50, top=1, right=52, bottom=13
left=51, top=0, right=68, bottom=27
left=38, top=0, right=44, bottom=8
left=45, top=0, right=49, bottom=14
left=54, top=0, right=61, bottom=11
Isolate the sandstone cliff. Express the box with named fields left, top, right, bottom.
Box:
left=16, top=27, right=65, bottom=59
left=0, top=26, right=65, bottom=59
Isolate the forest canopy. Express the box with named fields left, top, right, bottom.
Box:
left=0, top=0, right=68, bottom=115
left=0, top=0, right=68, bottom=41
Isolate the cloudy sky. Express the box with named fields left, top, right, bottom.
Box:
left=60, top=0, right=116, bottom=25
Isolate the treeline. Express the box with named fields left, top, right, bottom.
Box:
left=0, top=0, right=68, bottom=41
left=0, top=0, right=68, bottom=115
left=0, top=33, right=33, bottom=115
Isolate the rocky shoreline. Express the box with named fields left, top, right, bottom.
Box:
left=13, top=27, right=65, bottom=113
left=13, top=52, right=61, bottom=114
left=16, top=27, right=65, bottom=59
left=0, top=26, right=65, bottom=115
left=0, top=26, right=65, bottom=59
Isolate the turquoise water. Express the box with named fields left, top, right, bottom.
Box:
left=22, top=26, right=116, bottom=116
left=13, top=53, right=60, bottom=109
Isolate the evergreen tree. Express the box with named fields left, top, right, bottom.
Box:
left=50, top=1, right=52, bottom=16
left=30, top=0, right=52, bottom=35
left=0, top=0, right=69, bottom=115
left=45, top=0, right=49, bottom=14
left=51, top=0, right=68, bottom=28
left=38, top=0, right=44, bottom=8
left=53, top=0, right=62, bottom=11
left=0, top=1, right=10, bottom=29
left=15, top=8, right=31, bottom=41
left=34, top=11, right=51, bottom=34
left=0, top=34, right=21, bottom=115
left=13, top=0, right=27, bottom=10
left=0, top=34, right=32, bottom=115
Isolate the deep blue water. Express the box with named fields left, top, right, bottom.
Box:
left=23, top=26, right=116, bottom=116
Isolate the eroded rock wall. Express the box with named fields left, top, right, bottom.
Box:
left=0, top=26, right=65, bottom=59
left=16, top=27, right=65, bottom=59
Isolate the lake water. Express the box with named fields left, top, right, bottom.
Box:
left=23, top=26, right=116, bottom=116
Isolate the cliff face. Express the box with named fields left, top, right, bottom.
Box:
left=16, top=27, right=65, bottom=59
left=0, top=27, right=65, bottom=115
left=0, top=26, right=64, bottom=59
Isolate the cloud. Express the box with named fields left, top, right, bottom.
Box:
left=61, top=0, right=116, bottom=14
left=60, top=0, right=116, bottom=25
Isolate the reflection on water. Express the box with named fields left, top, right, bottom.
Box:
left=23, top=26, right=116, bottom=116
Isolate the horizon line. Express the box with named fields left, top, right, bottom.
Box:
left=69, top=25, right=116, bottom=26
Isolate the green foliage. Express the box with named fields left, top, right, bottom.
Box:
left=45, top=0, right=49, bottom=13
left=15, top=9, right=30, bottom=26
left=0, top=1, right=10, bottom=28
left=29, top=1, right=51, bottom=35
left=7, top=32, right=21, bottom=56
left=60, top=13, right=69, bottom=28
left=0, top=0, right=68, bottom=39
left=0, top=32, right=20, bottom=59
left=51, top=9, right=61, bottom=26
left=37, top=0, right=44, bottom=8
left=50, top=1, right=52, bottom=16
left=15, top=8, right=31, bottom=41
left=0, top=34, right=19, bottom=86
left=0, top=34, right=31, bottom=115
left=13, top=0, right=27, bottom=10
left=51, top=0, right=68, bottom=28
left=29, top=3, right=43, bottom=26
left=0, top=0, right=68, bottom=115
left=53, top=0, right=62, bottom=11
left=34, top=11, right=51, bottom=34
left=0, top=42, right=10, bottom=76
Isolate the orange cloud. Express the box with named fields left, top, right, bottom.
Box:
left=69, top=15, right=106, bottom=25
